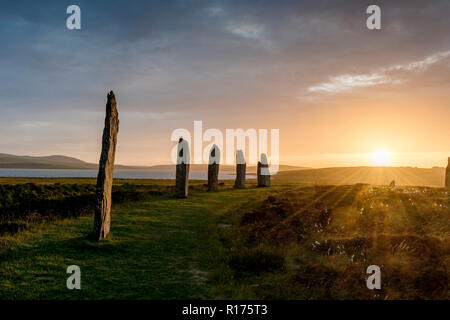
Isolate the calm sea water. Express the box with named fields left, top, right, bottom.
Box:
left=0, top=168, right=256, bottom=180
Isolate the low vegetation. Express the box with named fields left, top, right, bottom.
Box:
left=218, top=184, right=449, bottom=299
left=0, top=178, right=448, bottom=299
left=0, top=179, right=176, bottom=239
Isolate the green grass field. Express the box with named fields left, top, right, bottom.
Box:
left=0, top=178, right=281, bottom=299
left=0, top=178, right=448, bottom=299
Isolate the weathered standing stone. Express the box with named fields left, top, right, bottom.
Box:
left=175, top=138, right=190, bottom=198
left=257, top=153, right=270, bottom=187
left=207, top=144, right=220, bottom=192
left=234, top=150, right=246, bottom=189
left=92, top=91, right=119, bottom=241
left=446, top=157, right=450, bottom=188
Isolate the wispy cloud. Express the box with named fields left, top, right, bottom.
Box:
left=309, top=50, right=450, bottom=93
left=309, top=73, right=389, bottom=93
left=226, top=22, right=265, bottom=40
left=17, top=121, right=53, bottom=129
left=205, top=6, right=224, bottom=17
left=385, top=51, right=450, bottom=72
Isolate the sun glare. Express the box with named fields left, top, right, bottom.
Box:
left=371, top=151, right=392, bottom=166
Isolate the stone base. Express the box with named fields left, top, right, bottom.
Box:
left=208, top=163, right=219, bottom=191
left=257, top=161, right=271, bottom=187
left=175, top=163, right=190, bottom=198
left=234, top=163, right=246, bottom=189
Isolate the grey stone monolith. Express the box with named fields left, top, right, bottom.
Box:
left=446, top=157, right=450, bottom=188
left=234, top=150, right=246, bottom=189
left=92, top=91, right=119, bottom=241
left=257, top=153, right=270, bottom=187
left=207, top=144, right=220, bottom=191
left=175, top=138, right=190, bottom=198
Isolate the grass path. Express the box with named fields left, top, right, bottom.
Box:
left=0, top=186, right=275, bottom=300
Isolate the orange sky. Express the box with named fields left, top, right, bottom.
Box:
left=1, top=1, right=449, bottom=168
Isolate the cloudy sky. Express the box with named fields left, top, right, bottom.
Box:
left=0, top=0, right=449, bottom=167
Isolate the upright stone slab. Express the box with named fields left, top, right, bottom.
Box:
left=92, top=91, right=119, bottom=241
left=257, top=153, right=270, bottom=187
left=234, top=149, right=246, bottom=189
left=175, top=138, right=190, bottom=198
left=208, top=144, right=220, bottom=192
left=446, top=157, right=450, bottom=188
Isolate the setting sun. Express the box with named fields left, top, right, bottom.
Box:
left=371, top=151, right=392, bottom=166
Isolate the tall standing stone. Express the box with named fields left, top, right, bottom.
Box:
left=257, top=153, right=271, bottom=187
left=446, top=157, right=450, bottom=188
left=175, top=138, right=190, bottom=198
left=92, top=91, right=119, bottom=241
left=234, top=149, right=246, bottom=189
left=208, top=144, right=220, bottom=191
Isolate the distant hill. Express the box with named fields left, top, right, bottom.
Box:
left=274, top=166, right=446, bottom=187
left=0, top=153, right=97, bottom=169
left=0, top=153, right=307, bottom=172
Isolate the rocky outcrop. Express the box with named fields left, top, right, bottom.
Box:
left=257, top=153, right=270, bottom=187
left=175, top=138, right=190, bottom=198
left=234, top=150, right=246, bottom=189
left=92, top=91, right=119, bottom=241
left=207, top=144, right=220, bottom=192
